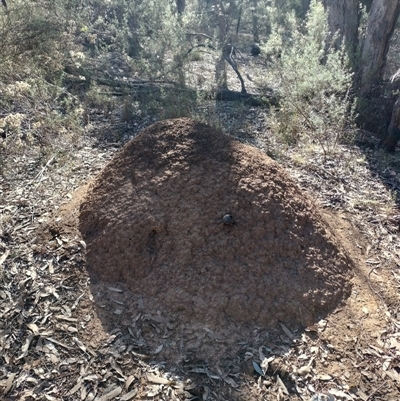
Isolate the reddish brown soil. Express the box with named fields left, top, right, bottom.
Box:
left=78, top=118, right=353, bottom=330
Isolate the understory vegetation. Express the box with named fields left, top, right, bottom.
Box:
left=0, top=0, right=361, bottom=171
left=266, top=1, right=356, bottom=155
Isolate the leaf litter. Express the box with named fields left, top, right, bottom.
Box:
left=0, top=108, right=400, bottom=401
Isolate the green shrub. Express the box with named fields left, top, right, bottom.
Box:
left=0, top=1, right=86, bottom=174
left=266, top=0, right=356, bottom=157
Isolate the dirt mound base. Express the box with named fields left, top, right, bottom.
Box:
left=79, top=118, right=353, bottom=329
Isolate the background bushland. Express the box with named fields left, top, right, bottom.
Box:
left=0, top=0, right=395, bottom=170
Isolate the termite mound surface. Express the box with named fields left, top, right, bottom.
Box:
left=78, top=118, right=353, bottom=330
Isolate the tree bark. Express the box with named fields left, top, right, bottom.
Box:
left=360, top=0, right=400, bottom=96
left=380, top=96, right=400, bottom=151
left=322, top=0, right=359, bottom=54
left=251, top=0, right=259, bottom=43
left=176, top=0, right=185, bottom=14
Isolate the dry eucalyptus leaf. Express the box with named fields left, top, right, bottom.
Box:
left=111, top=298, right=125, bottom=305
left=146, top=386, right=161, bottom=397
left=202, top=385, right=210, bottom=401
left=147, top=373, right=171, bottom=385
left=279, top=323, right=294, bottom=340
left=55, top=315, right=78, bottom=322
left=0, top=249, right=10, bottom=266
left=80, top=384, right=87, bottom=400
left=66, top=326, right=78, bottom=333
left=260, top=358, right=269, bottom=375
left=223, top=376, right=238, bottom=388
left=26, top=323, right=40, bottom=335
left=253, top=361, right=264, bottom=376
left=328, top=388, right=352, bottom=400
left=297, top=365, right=312, bottom=376
left=4, top=372, right=16, bottom=394
left=72, top=337, right=87, bottom=352
left=86, top=392, right=95, bottom=401
left=83, top=375, right=100, bottom=382
left=120, top=389, right=138, bottom=401
left=99, top=386, right=122, bottom=401
left=317, top=374, right=333, bottom=381
left=125, top=375, right=136, bottom=390
left=276, top=376, right=289, bottom=395
left=67, top=380, right=82, bottom=396
left=17, top=334, right=35, bottom=359
left=107, top=287, right=123, bottom=293
left=154, top=344, right=163, bottom=354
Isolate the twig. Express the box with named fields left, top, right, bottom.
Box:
left=365, top=380, right=387, bottom=401
left=34, top=154, right=55, bottom=181
left=0, top=249, right=10, bottom=266
left=187, top=43, right=216, bottom=55
left=185, top=32, right=213, bottom=40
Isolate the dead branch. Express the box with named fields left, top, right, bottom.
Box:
left=223, top=44, right=246, bottom=94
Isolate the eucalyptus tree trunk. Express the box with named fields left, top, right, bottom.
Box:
left=176, top=0, right=185, bottom=14
left=360, top=0, right=400, bottom=96
left=322, top=0, right=359, bottom=55
left=381, top=97, right=400, bottom=151
left=360, top=0, right=400, bottom=150
left=251, top=0, right=259, bottom=43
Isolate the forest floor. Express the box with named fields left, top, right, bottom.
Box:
left=1, top=50, right=400, bottom=401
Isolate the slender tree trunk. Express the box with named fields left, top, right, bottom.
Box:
left=380, top=96, right=400, bottom=151
left=251, top=0, right=259, bottom=43
left=213, top=0, right=232, bottom=90
left=176, top=0, right=185, bottom=14
left=322, top=0, right=359, bottom=55
left=360, top=0, right=400, bottom=96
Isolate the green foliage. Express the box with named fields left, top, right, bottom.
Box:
left=88, top=0, right=186, bottom=80
left=0, top=1, right=78, bottom=79
left=266, top=0, right=356, bottom=157
left=0, top=0, right=360, bottom=171
left=0, top=0, right=85, bottom=166
left=187, top=51, right=204, bottom=62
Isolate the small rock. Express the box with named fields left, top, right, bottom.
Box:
left=223, top=214, right=234, bottom=225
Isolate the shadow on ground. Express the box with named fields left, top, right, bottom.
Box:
left=355, top=134, right=400, bottom=210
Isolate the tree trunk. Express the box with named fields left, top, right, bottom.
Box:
left=322, top=0, right=359, bottom=55
left=380, top=96, right=400, bottom=151
left=360, top=0, right=400, bottom=96
left=251, top=0, right=259, bottom=43
left=176, top=0, right=185, bottom=14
